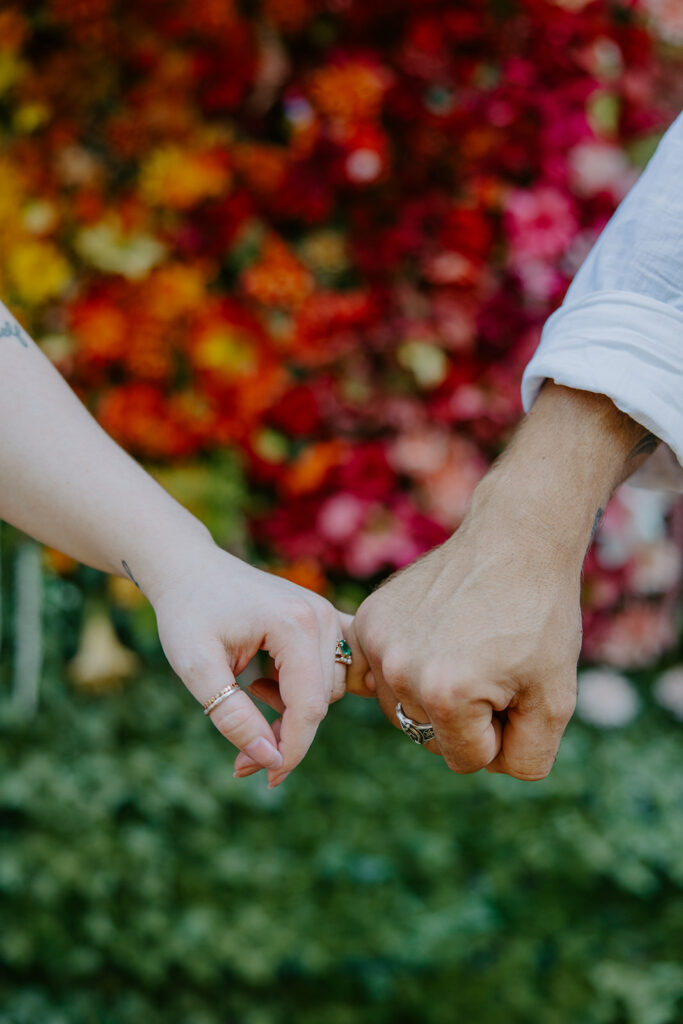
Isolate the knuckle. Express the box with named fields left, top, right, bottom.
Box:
left=212, top=701, right=253, bottom=738
left=421, top=672, right=471, bottom=718
left=419, top=667, right=473, bottom=708
left=380, top=647, right=410, bottom=687
left=330, top=677, right=346, bottom=703
left=547, top=695, right=576, bottom=730
left=175, top=644, right=216, bottom=684
left=286, top=598, right=319, bottom=633
left=300, top=697, right=329, bottom=724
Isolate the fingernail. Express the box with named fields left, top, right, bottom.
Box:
left=267, top=770, right=291, bottom=790
left=233, top=765, right=263, bottom=779
left=244, top=738, right=283, bottom=770
left=235, top=756, right=259, bottom=771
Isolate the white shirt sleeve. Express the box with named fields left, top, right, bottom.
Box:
left=521, top=113, right=683, bottom=492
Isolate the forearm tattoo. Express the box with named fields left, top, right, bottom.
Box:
left=0, top=316, right=29, bottom=348
left=589, top=507, right=603, bottom=546
left=121, top=560, right=140, bottom=588
left=628, top=431, right=658, bottom=461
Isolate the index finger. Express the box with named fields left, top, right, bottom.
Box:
left=266, top=624, right=330, bottom=784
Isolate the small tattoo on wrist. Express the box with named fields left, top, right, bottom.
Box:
left=589, top=507, right=603, bottom=546
left=121, top=560, right=140, bottom=588
left=0, top=318, right=29, bottom=348
left=628, top=432, right=658, bottom=461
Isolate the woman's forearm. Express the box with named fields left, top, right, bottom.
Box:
left=0, top=304, right=212, bottom=601
left=0, top=302, right=367, bottom=784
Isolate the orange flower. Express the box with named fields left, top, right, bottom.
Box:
left=145, top=264, right=206, bottom=320
left=308, top=62, right=389, bottom=122
left=43, top=547, right=78, bottom=575
left=123, top=313, right=172, bottom=382
left=70, top=296, right=129, bottom=364
left=281, top=440, right=349, bottom=496
left=263, top=0, right=313, bottom=33
left=232, top=142, right=289, bottom=195
left=0, top=9, right=27, bottom=53
left=241, top=235, right=313, bottom=309
left=271, top=559, right=327, bottom=594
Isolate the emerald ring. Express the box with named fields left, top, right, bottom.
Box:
left=334, top=639, right=353, bottom=666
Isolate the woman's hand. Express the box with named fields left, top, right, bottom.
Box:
left=151, top=541, right=362, bottom=787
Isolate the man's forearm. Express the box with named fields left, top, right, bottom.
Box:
left=464, top=382, right=658, bottom=565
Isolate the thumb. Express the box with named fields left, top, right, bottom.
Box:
left=340, top=613, right=376, bottom=698
left=176, top=638, right=284, bottom=771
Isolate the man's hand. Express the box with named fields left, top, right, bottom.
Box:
left=347, top=383, right=659, bottom=780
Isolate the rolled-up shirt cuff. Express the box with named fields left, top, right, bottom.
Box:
left=521, top=290, right=683, bottom=491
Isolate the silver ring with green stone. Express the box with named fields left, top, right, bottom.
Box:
left=334, top=639, right=353, bottom=666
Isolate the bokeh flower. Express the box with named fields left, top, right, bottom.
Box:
left=0, top=0, right=678, bottom=664
left=653, top=666, right=683, bottom=720
left=576, top=669, right=640, bottom=728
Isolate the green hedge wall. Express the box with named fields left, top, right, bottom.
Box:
left=1, top=666, right=683, bottom=1024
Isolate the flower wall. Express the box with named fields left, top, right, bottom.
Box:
left=0, top=0, right=681, bottom=667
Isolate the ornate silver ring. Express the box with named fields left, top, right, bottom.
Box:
left=396, top=702, right=435, bottom=745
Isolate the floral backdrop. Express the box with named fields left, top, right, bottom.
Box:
left=0, top=0, right=681, bottom=683
left=2, top=4, right=683, bottom=1022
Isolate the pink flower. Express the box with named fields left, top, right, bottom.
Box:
left=505, top=185, right=579, bottom=262
left=317, top=492, right=368, bottom=543
left=584, top=604, right=676, bottom=669
left=642, top=0, right=683, bottom=44
left=514, top=259, right=566, bottom=303
left=420, top=438, right=488, bottom=529
left=389, top=428, right=450, bottom=478
left=628, top=539, right=681, bottom=595
left=569, top=142, right=636, bottom=199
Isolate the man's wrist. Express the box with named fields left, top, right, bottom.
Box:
left=459, top=383, right=654, bottom=567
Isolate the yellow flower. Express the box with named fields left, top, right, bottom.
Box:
left=193, top=326, right=258, bottom=375
left=7, top=240, right=71, bottom=305
left=398, top=341, right=449, bottom=389
left=299, top=230, right=349, bottom=275
left=75, top=218, right=166, bottom=279
left=139, top=145, right=231, bottom=209
left=0, top=157, right=24, bottom=233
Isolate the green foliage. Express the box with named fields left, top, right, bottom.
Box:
left=1, top=670, right=682, bottom=1024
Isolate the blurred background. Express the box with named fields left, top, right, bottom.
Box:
left=1, top=1, right=682, bottom=1021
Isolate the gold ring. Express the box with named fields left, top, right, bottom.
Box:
left=203, top=683, right=241, bottom=716
left=334, top=639, right=353, bottom=666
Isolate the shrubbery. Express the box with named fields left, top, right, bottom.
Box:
left=2, top=666, right=682, bottom=1024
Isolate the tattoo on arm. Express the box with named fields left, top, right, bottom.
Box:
left=588, top=507, right=603, bottom=546
left=121, top=560, right=140, bottom=588
left=628, top=432, right=658, bottom=461
left=0, top=317, right=29, bottom=348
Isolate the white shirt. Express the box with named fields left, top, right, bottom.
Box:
left=522, top=113, right=683, bottom=492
